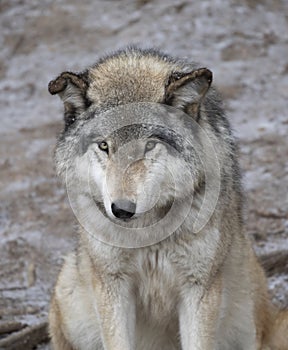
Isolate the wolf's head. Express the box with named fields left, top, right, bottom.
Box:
left=50, top=48, right=224, bottom=247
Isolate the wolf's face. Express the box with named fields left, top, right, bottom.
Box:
left=64, top=103, right=199, bottom=227
left=87, top=127, right=183, bottom=222
left=90, top=134, right=170, bottom=220
left=50, top=49, right=222, bottom=246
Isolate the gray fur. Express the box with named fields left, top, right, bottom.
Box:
left=48, top=48, right=284, bottom=350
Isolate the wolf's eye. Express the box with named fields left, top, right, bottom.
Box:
left=145, top=140, right=156, bottom=153
left=99, top=141, right=109, bottom=153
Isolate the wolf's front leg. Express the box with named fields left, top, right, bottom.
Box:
left=179, top=278, right=221, bottom=350
left=93, top=276, right=136, bottom=350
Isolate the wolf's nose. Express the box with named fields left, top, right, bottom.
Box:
left=111, top=200, right=136, bottom=219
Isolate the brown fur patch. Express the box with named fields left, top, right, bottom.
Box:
left=88, top=52, right=178, bottom=107
left=122, top=159, right=147, bottom=197
left=267, top=310, right=288, bottom=350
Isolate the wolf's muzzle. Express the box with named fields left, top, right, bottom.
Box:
left=111, top=200, right=136, bottom=219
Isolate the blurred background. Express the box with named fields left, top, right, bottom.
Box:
left=0, top=0, right=288, bottom=348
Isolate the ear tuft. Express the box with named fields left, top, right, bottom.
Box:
left=48, top=72, right=88, bottom=95
left=48, top=72, right=89, bottom=130
left=164, top=68, right=213, bottom=116
left=48, top=75, right=67, bottom=95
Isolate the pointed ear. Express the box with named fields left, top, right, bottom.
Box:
left=164, top=68, right=212, bottom=119
left=48, top=72, right=90, bottom=129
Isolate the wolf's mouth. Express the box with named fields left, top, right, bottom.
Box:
left=92, top=196, right=175, bottom=227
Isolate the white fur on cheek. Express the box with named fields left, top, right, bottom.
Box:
left=88, top=151, right=118, bottom=218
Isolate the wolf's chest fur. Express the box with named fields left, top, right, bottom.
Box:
left=134, top=248, right=179, bottom=323
left=115, top=237, right=214, bottom=325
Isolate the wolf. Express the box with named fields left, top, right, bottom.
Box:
left=48, top=47, right=287, bottom=350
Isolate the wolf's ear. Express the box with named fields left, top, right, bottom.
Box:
left=48, top=72, right=90, bottom=129
left=164, top=68, right=212, bottom=119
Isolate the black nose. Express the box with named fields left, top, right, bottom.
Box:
left=111, top=200, right=136, bottom=219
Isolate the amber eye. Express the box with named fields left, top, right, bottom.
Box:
left=145, top=140, right=156, bottom=153
left=99, top=141, right=109, bottom=153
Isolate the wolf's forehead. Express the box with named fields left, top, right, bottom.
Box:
left=110, top=124, right=152, bottom=142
